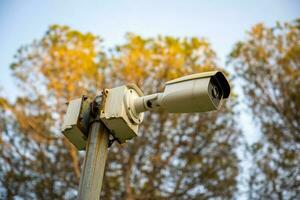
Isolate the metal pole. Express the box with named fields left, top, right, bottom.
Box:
left=78, top=95, right=108, bottom=200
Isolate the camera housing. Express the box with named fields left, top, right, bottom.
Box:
left=133, top=71, right=230, bottom=113
left=159, top=71, right=230, bottom=113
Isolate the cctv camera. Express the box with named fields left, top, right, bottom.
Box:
left=100, top=71, right=230, bottom=143
left=133, top=71, right=230, bottom=114
left=62, top=70, right=231, bottom=148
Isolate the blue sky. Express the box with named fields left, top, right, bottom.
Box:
left=0, top=0, right=299, bottom=143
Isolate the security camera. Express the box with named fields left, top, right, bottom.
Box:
left=62, top=71, right=231, bottom=149
left=100, top=70, right=230, bottom=143
left=132, top=71, right=230, bottom=114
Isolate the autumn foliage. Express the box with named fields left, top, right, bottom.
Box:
left=229, top=19, right=300, bottom=199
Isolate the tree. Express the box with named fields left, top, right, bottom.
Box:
left=0, top=25, right=241, bottom=199
left=228, top=19, right=300, bottom=199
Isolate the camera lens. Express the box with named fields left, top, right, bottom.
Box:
left=211, top=85, right=220, bottom=99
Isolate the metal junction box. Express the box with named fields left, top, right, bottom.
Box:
left=61, top=96, right=91, bottom=150
left=100, top=84, right=144, bottom=143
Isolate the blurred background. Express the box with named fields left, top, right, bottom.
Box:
left=0, top=0, right=299, bottom=199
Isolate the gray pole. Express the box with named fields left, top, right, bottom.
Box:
left=78, top=95, right=108, bottom=200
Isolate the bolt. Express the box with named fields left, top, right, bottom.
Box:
left=82, top=95, right=88, bottom=100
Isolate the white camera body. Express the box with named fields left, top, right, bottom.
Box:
left=133, top=71, right=230, bottom=114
